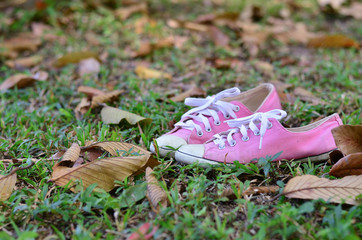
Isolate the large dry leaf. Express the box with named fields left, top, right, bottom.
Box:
left=115, top=2, right=147, bottom=20
left=307, top=35, right=359, bottom=49
left=0, top=73, right=47, bottom=92
left=329, top=153, right=362, bottom=178
left=77, top=86, right=106, bottom=97
left=0, top=172, right=17, bottom=201
left=53, top=51, right=100, bottom=68
left=170, top=85, right=206, bottom=102
left=146, top=167, right=168, bottom=211
left=332, top=125, right=362, bottom=155
left=5, top=55, right=43, bottom=68
left=283, top=174, right=362, bottom=205
left=78, top=58, right=101, bottom=76
left=51, top=155, right=150, bottom=192
left=101, top=106, right=152, bottom=126
left=135, top=66, right=172, bottom=80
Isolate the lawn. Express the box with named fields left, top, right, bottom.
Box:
left=0, top=0, right=361, bottom=239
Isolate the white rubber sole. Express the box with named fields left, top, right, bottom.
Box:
left=175, top=149, right=335, bottom=165
left=149, top=143, right=176, bottom=158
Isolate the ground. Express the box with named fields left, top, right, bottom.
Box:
left=0, top=0, right=361, bottom=239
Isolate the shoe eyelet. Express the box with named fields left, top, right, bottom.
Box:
left=197, top=131, right=203, bottom=137
left=218, top=145, right=226, bottom=150
left=254, top=131, right=260, bottom=136
left=267, top=122, right=273, bottom=129
left=214, top=121, right=221, bottom=126
left=234, top=106, right=240, bottom=112
left=225, top=114, right=230, bottom=119
left=230, top=140, right=237, bottom=147
left=242, top=136, right=249, bottom=142
left=205, top=128, right=212, bottom=132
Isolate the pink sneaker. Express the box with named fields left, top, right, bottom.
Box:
left=150, top=83, right=282, bottom=157
left=175, top=109, right=343, bottom=164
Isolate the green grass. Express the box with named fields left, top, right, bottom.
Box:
left=0, top=0, right=361, bottom=239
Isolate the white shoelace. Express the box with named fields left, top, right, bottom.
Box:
left=213, top=109, right=287, bottom=150
left=174, top=87, right=241, bottom=135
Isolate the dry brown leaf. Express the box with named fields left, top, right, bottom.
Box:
left=196, top=12, right=240, bottom=25
left=133, top=37, right=175, bottom=57
left=170, top=85, right=206, bottom=102
left=331, top=125, right=362, bottom=155
left=91, top=90, right=123, bottom=108
left=318, top=0, right=345, bottom=9
left=210, top=58, right=244, bottom=70
left=329, top=153, right=362, bottom=178
left=272, top=22, right=316, bottom=44
left=51, top=155, right=150, bottom=192
left=78, top=58, right=101, bottom=76
left=5, top=55, right=43, bottom=68
left=53, top=51, right=100, bottom=68
left=329, top=149, right=344, bottom=164
left=167, top=19, right=209, bottom=32
left=135, top=66, right=172, bottom=80
left=254, top=61, right=274, bottom=75
left=270, top=80, right=295, bottom=104
left=101, top=105, right=152, bottom=127
left=0, top=33, right=41, bottom=53
left=307, top=34, right=359, bottom=49
left=81, top=141, right=149, bottom=158
left=0, top=73, right=47, bottom=92
left=0, top=172, right=17, bottom=201
left=340, top=2, right=362, bottom=19
left=283, top=174, right=362, bottom=205
left=78, top=86, right=106, bottom=97
left=221, top=185, right=279, bottom=199
left=115, top=2, right=147, bottom=20
left=75, top=97, right=91, bottom=118
left=293, top=87, right=324, bottom=105
left=238, top=22, right=271, bottom=46
left=208, top=26, right=230, bottom=47
left=146, top=167, right=168, bottom=211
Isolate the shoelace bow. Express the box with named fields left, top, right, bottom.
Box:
left=175, top=87, right=241, bottom=134
left=213, top=109, right=287, bottom=150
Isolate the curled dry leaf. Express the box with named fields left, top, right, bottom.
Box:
left=78, top=58, right=101, bottom=76
left=133, top=37, right=174, bottom=57
left=307, top=34, right=359, bottom=49
left=101, top=105, right=152, bottom=127
left=221, top=185, right=279, bottom=199
left=62, top=143, right=81, bottom=162
left=146, top=167, right=168, bottom=211
left=0, top=33, right=41, bottom=53
left=91, top=90, right=123, bottom=108
left=135, top=66, right=172, bottom=80
left=78, top=86, right=106, bottom=97
left=0, top=172, right=17, bottom=201
left=329, top=149, right=344, bottom=164
left=283, top=174, right=362, bottom=205
left=329, top=153, right=362, bottom=178
left=331, top=125, right=362, bottom=155
left=82, top=141, right=149, bottom=158
left=53, top=51, right=100, bottom=68
left=51, top=155, right=150, bottom=192
left=5, top=55, right=43, bottom=68
left=115, top=2, right=147, bottom=21
left=170, top=85, right=206, bottom=102
left=0, top=72, right=47, bottom=92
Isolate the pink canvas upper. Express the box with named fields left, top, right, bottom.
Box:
left=201, top=113, right=342, bottom=163
left=167, top=84, right=282, bottom=145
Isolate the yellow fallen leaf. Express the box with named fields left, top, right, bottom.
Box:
left=101, top=105, right=152, bottom=127
left=135, top=66, right=172, bottom=80
left=53, top=51, right=100, bottom=68
left=307, top=34, right=359, bottom=49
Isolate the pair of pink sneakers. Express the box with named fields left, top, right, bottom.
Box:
left=150, top=83, right=342, bottom=165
